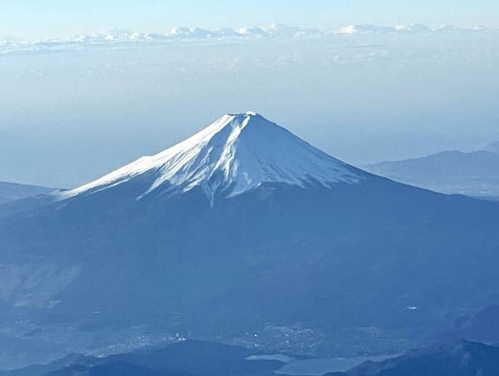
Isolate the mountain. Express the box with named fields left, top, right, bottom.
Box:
left=365, top=149, right=499, bottom=198
left=1, top=340, right=283, bottom=376
left=329, top=341, right=499, bottom=376
left=8, top=339, right=499, bottom=376
left=433, top=304, right=499, bottom=344
left=2, top=112, right=499, bottom=367
left=457, top=305, right=499, bottom=343
left=0, top=181, right=54, bottom=205
left=61, top=112, right=364, bottom=204
left=485, top=141, right=499, bottom=154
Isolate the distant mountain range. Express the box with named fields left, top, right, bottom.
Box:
left=2, top=113, right=499, bottom=368
left=0, top=181, right=54, bottom=205
left=365, top=143, right=499, bottom=198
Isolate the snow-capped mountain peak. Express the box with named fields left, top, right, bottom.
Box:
left=62, top=112, right=364, bottom=202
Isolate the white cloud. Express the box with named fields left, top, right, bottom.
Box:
left=0, top=24, right=496, bottom=56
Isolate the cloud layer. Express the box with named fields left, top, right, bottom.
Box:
left=1, top=24, right=496, bottom=56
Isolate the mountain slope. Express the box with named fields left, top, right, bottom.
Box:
left=365, top=149, right=499, bottom=197
left=0, top=181, right=54, bottom=205
left=2, top=113, right=499, bottom=366
left=62, top=112, right=364, bottom=203
left=1, top=341, right=282, bottom=376
left=330, top=341, right=499, bottom=376
left=484, top=141, right=499, bottom=154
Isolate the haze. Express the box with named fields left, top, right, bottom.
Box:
left=1, top=2, right=499, bottom=188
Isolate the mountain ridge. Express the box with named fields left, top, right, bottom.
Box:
left=330, top=340, right=499, bottom=376
left=365, top=147, right=499, bottom=197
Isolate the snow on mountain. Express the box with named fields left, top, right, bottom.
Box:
left=62, top=112, right=364, bottom=203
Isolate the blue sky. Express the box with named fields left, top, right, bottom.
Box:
left=2, top=0, right=498, bottom=38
